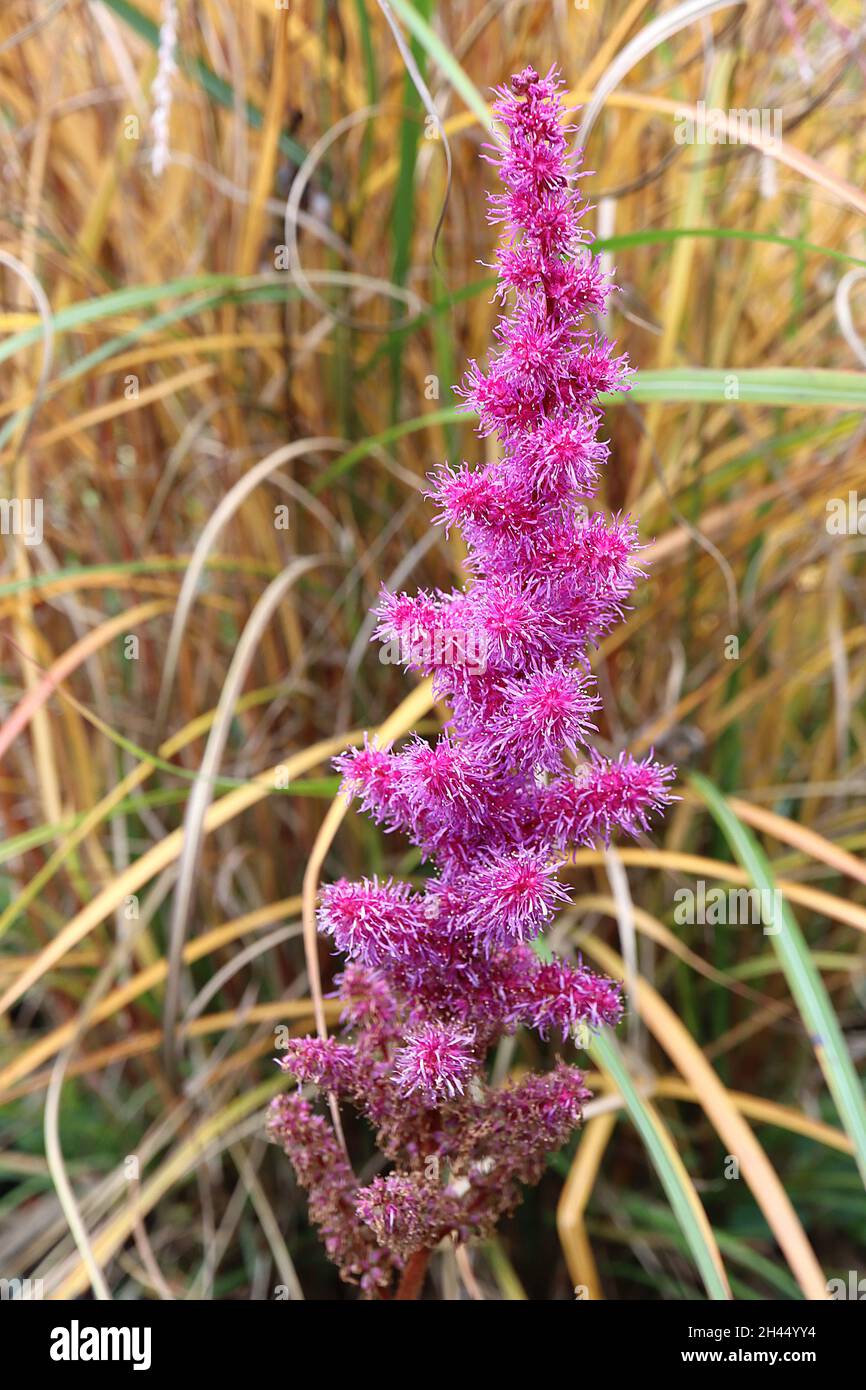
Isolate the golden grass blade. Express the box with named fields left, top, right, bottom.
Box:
left=369, top=82, right=866, bottom=219
left=42, top=889, right=171, bottom=1303
left=301, top=676, right=434, bottom=1037
left=578, top=1073, right=853, bottom=1156
left=722, top=795, right=866, bottom=889
left=236, top=6, right=290, bottom=278
left=649, top=1080, right=854, bottom=1157
left=0, top=898, right=302, bottom=1097
left=590, top=1030, right=732, bottom=1299
left=0, top=600, right=172, bottom=763
left=575, top=0, right=745, bottom=147
left=0, top=683, right=300, bottom=939
left=47, top=1079, right=285, bottom=1300
left=163, top=557, right=328, bottom=1081
left=580, top=935, right=829, bottom=1299
left=1, top=245, right=59, bottom=834
left=557, top=1112, right=617, bottom=1299
left=27, top=363, right=216, bottom=452
left=3, top=1007, right=340, bottom=1107
left=154, top=438, right=347, bottom=733
left=300, top=679, right=435, bottom=1149
left=0, top=739, right=350, bottom=1017
left=567, top=848, right=866, bottom=935
left=693, top=776, right=866, bottom=1190
left=571, top=893, right=760, bottom=996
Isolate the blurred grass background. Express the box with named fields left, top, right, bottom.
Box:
left=1, top=0, right=865, bottom=1300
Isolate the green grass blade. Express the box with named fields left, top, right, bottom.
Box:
left=3, top=224, right=861, bottom=370
left=385, top=0, right=492, bottom=130
left=630, top=367, right=866, bottom=407
left=616, top=1194, right=801, bottom=1298
left=590, top=1029, right=731, bottom=1300
left=0, top=272, right=270, bottom=365
left=311, top=365, right=866, bottom=492
left=388, top=0, right=431, bottom=417
left=691, top=772, right=866, bottom=1190
left=598, top=226, right=866, bottom=269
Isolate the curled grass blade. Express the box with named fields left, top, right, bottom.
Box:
left=383, top=0, right=492, bottom=131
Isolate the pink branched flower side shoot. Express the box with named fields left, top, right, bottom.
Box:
left=269, top=65, right=675, bottom=1297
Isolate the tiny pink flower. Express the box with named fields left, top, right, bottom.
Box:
left=489, top=665, right=599, bottom=771
left=393, top=1022, right=477, bottom=1103
left=317, top=876, right=423, bottom=968
left=461, top=849, right=572, bottom=947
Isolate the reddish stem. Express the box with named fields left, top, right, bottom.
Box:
left=394, top=1249, right=430, bottom=1301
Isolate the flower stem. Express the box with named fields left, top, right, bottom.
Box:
left=395, top=1249, right=430, bottom=1300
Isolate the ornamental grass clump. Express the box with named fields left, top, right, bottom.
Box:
left=269, top=66, right=675, bottom=1297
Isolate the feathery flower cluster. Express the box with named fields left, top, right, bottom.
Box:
left=269, top=66, right=675, bottom=1296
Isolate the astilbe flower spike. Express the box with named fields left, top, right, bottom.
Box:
left=268, top=66, right=675, bottom=1298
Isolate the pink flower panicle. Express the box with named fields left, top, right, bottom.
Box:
left=269, top=66, right=675, bottom=1295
